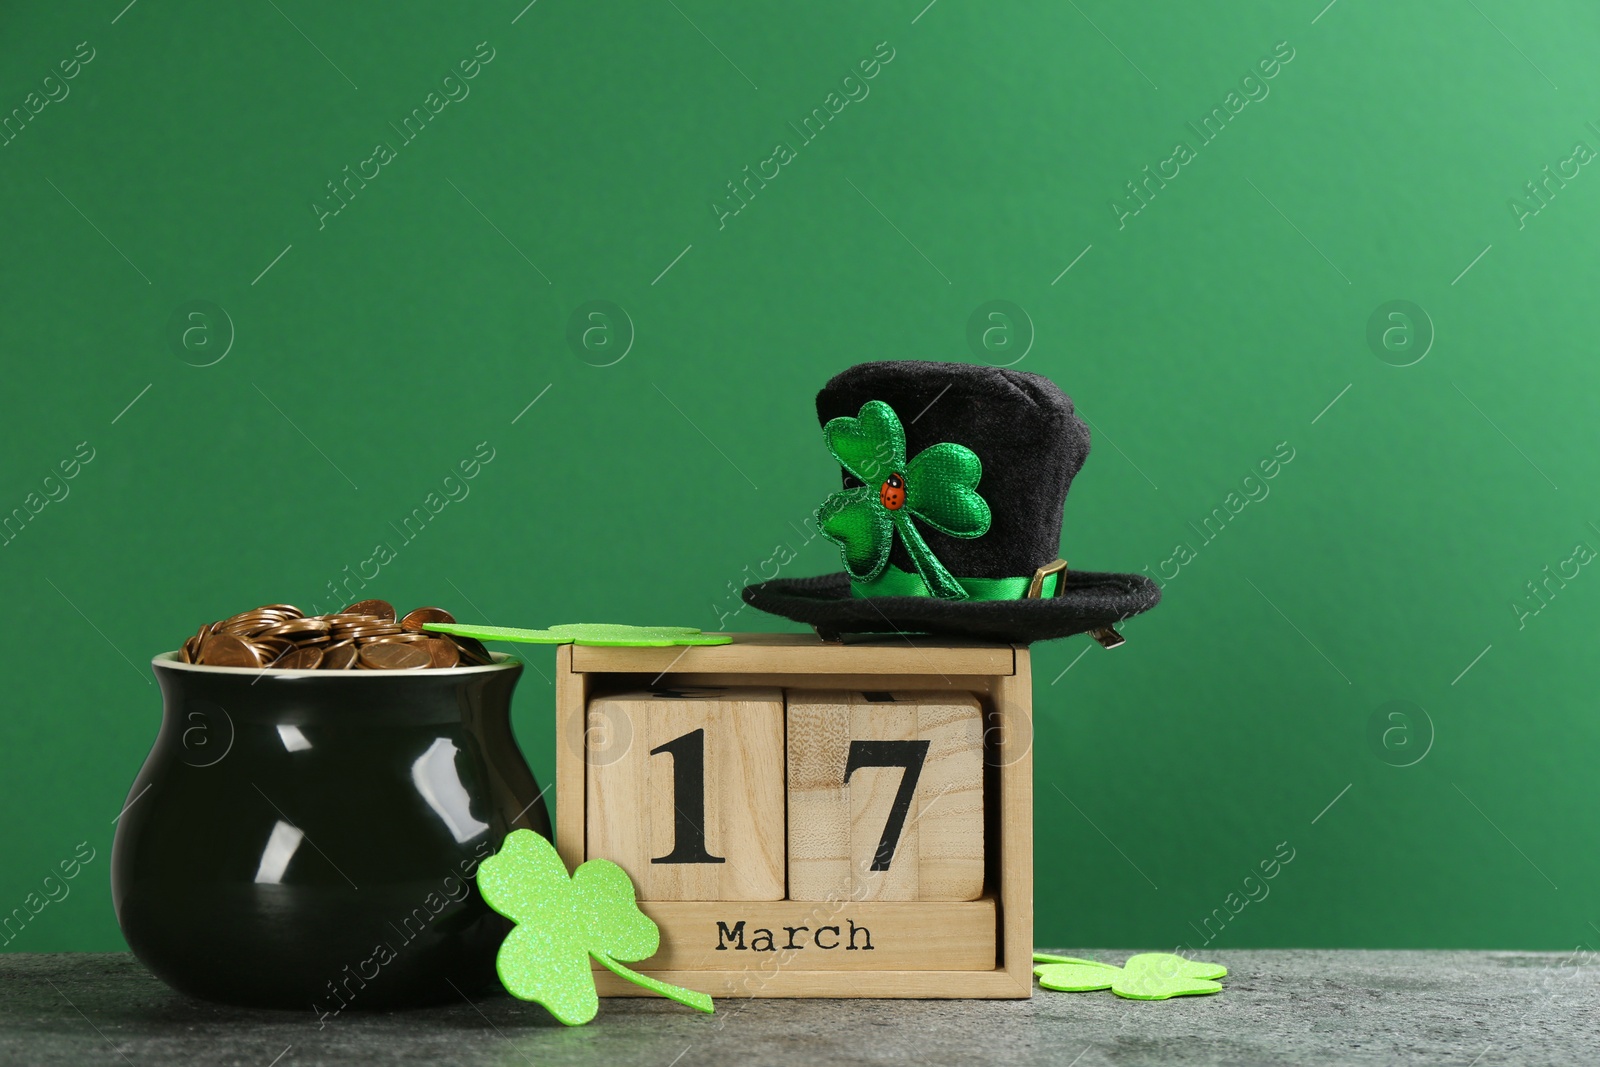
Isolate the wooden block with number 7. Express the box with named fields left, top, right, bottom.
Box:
left=586, top=687, right=785, bottom=900
left=787, top=690, right=984, bottom=901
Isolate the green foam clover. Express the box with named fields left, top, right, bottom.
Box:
left=819, top=400, right=990, bottom=600
left=1113, top=953, right=1227, bottom=1000
left=1033, top=952, right=1227, bottom=1001
left=1030, top=953, right=1124, bottom=992
left=424, top=622, right=732, bottom=647
left=476, top=829, right=714, bottom=1025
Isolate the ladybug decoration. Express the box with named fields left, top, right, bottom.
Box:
left=879, top=472, right=906, bottom=510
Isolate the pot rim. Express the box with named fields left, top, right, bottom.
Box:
left=151, top=650, right=521, bottom=678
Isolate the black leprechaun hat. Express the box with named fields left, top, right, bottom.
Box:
left=741, top=360, right=1161, bottom=645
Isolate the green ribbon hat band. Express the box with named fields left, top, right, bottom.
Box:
left=851, top=565, right=1058, bottom=601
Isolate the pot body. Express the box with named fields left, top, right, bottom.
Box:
left=112, top=653, right=549, bottom=1013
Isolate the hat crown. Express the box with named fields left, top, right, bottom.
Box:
left=816, top=361, right=1089, bottom=581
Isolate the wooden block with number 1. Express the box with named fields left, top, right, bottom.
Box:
left=787, top=690, right=984, bottom=901
left=586, top=686, right=785, bottom=900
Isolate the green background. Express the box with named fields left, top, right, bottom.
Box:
left=2, top=0, right=1595, bottom=954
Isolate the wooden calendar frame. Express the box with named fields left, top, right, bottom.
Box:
left=554, top=632, right=1034, bottom=999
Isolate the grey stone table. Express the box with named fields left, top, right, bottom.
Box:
left=1, top=951, right=1593, bottom=1066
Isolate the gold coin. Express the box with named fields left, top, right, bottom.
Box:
left=200, top=634, right=263, bottom=668
left=341, top=625, right=403, bottom=642
left=358, top=641, right=431, bottom=670
left=425, top=638, right=460, bottom=669
left=260, top=618, right=331, bottom=639
left=342, top=599, right=396, bottom=622
left=322, top=641, right=358, bottom=669
left=400, top=606, right=456, bottom=632
left=330, top=613, right=388, bottom=626
left=253, top=637, right=293, bottom=658
left=274, top=645, right=324, bottom=670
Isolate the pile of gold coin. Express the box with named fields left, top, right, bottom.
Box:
left=177, top=600, right=491, bottom=670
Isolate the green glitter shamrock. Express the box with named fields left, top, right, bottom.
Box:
left=424, top=623, right=732, bottom=647
left=1032, top=952, right=1227, bottom=1000
left=476, top=829, right=714, bottom=1025
left=818, top=400, right=991, bottom=599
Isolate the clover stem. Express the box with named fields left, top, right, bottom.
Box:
left=891, top=511, right=967, bottom=599
left=590, top=952, right=715, bottom=1015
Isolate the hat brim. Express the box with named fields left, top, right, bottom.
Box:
left=741, top=570, right=1161, bottom=645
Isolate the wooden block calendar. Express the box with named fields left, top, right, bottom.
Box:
left=555, top=633, right=1035, bottom=999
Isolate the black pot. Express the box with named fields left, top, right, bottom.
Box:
left=112, top=652, right=549, bottom=1014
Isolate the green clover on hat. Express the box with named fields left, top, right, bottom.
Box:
left=818, top=400, right=991, bottom=600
